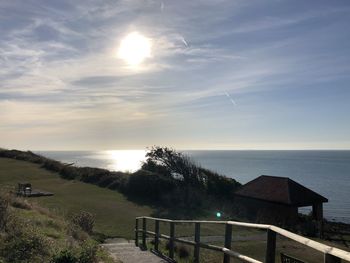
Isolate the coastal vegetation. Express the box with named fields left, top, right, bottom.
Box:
left=0, top=157, right=152, bottom=238
left=0, top=147, right=240, bottom=218
left=0, top=191, right=114, bottom=263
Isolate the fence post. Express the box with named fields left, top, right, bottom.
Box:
left=265, top=229, right=276, bottom=263
left=223, top=223, right=233, bottom=263
left=142, top=217, right=147, bottom=250
left=135, top=218, right=139, bottom=247
left=194, top=222, right=201, bottom=263
left=154, top=220, right=160, bottom=251
left=169, top=222, right=175, bottom=259
left=324, top=254, right=341, bottom=263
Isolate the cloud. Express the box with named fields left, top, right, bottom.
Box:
left=1, top=0, right=350, bottom=149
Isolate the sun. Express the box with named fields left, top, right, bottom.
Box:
left=117, top=32, right=152, bottom=66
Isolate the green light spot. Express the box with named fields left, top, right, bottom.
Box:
left=216, top=212, right=221, bottom=218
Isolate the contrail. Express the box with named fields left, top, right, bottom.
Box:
left=224, top=91, right=237, bottom=106
left=160, top=1, right=164, bottom=12
left=180, top=36, right=189, bottom=47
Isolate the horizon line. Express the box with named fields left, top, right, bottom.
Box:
left=25, top=148, right=350, bottom=152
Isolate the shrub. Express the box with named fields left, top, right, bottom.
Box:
left=0, top=224, right=50, bottom=262
left=97, top=175, right=116, bottom=187
left=106, top=174, right=128, bottom=192
left=165, top=241, right=177, bottom=252
left=126, top=170, right=176, bottom=201
left=79, top=168, right=105, bottom=184
left=177, top=245, right=190, bottom=259
left=67, top=223, right=89, bottom=241
left=42, top=160, right=64, bottom=173
left=11, top=198, right=32, bottom=210
left=78, top=240, right=99, bottom=263
left=300, top=220, right=318, bottom=237
left=51, top=249, right=78, bottom=263
left=51, top=241, right=100, bottom=263
left=0, top=193, right=9, bottom=230
left=71, top=211, right=95, bottom=234
left=205, top=169, right=241, bottom=199
left=61, top=166, right=80, bottom=180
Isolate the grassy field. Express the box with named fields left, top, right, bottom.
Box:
left=0, top=157, right=258, bottom=239
left=0, top=157, right=153, bottom=239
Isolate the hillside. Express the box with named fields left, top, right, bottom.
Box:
left=0, top=157, right=237, bottom=239
left=0, top=190, right=117, bottom=262
left=0, top=157, right=153, bottom=239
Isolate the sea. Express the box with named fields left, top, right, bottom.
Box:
left=38, top=150, right=350, bottom=223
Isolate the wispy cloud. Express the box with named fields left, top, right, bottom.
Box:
left=1, top=0, right=350, bottom=149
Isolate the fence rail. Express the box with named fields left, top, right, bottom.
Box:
left=135, top=216, right=350, bottom=263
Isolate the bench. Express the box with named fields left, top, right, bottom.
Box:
left=17, top=183, right=32, bottom=197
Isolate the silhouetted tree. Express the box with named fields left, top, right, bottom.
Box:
left=143, top=146, right=206, bottom=188
left=142, top=146, right=208, bottom=204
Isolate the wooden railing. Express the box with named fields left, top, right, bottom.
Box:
left=135, top=216, right=350, bottom=263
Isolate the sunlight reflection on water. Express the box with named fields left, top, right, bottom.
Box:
left=84, top=150, right=147, bottom=172
left=103, top=150, right=147, bottom=172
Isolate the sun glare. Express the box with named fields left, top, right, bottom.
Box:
left=106, top=150, right=146, bottom=172
left=117, top=32, right=152, bottom=66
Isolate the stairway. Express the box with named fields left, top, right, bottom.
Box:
left=102, top=239, right=167, bottom=263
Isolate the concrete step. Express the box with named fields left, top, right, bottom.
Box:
left=102, top=239, right=167, bottom=263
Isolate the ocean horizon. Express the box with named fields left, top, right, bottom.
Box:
left=38, top=150, right=350, bottom=224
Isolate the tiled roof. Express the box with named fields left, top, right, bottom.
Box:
left=235, top=175, right=328, bottom=206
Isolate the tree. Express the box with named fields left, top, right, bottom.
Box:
left=142, top=146, right=208, bottom=206
left=142, top=146, right=241, bottom=211
left=143, top=146, right=206, bottom=188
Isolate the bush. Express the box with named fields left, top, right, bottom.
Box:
left=67, top=223, right=89, bottom=241
left=165, top=241, right=177, bottom=252
left=71, top=211, right=95, bottom=234
left=51, top=241, right=100, bottom=263
left=126, top=170, right=177, bottom=201
left=205, top=169, right=241, bottom=199
left=98, top=172, right=128, bottom=189
left=178, top=245, right=190, bottom=259
left=51, top=249, right=78, bottom=263
left=300, top=220, right=318, bottom=237
left=42, top=160, right=64, bottom=173
left=0, top=223, right=50, bottom=262
left=0, top=150, right=43, bottom=164
left=0, top=194, right=9, bottom=230
left=106, top=174, right=128, bottom=192
left=78, top=240, right=99, bottom=263
left=61, top=166, right=80, bottom=180
left=11, top=198, right=32, bottom=210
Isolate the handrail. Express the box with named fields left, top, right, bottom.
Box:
left=135, top=216, right=350, bottom=263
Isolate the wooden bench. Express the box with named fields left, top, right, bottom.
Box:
left=17, top=183, right=32, bottom=197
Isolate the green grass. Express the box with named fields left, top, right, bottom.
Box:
left=0, top=157, right=153, bottom=239
left=1, top=196, right=116, bottom=262
left=0, top=157, right=256, bottom=240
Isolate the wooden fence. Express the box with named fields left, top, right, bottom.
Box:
left=135, top=216, right=350, bottom=263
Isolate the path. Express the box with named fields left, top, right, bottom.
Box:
left=102, top=233, right=265, bottom=263
left=102, top=238, right=167, bottom=263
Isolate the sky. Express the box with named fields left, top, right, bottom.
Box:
left=1, top=0, right=350, bottom=150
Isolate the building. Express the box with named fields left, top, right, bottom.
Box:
left=234, top=175, right=328, bottom=227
